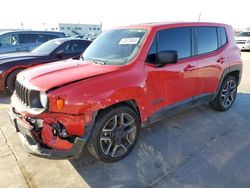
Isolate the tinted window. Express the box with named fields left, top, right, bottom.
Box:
left=57, top=41, right=88, bottom=54
left=219, top=27, right=227, bottom=46
left=196, top=27, right=218, bottom=54
left=237, top=32, right=250, bottom=37
left=19, top=34, right=37, bottom=44
left=158, top=27, right=191, bottom=59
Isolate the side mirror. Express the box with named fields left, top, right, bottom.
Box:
left=0, top=42, right=2, bottom=47
left=56, top=50, right=65, bottom=59
left=157, top=50, right=178, bottom=67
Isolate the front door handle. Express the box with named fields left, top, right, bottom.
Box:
left=184, top=64, right=196, bottom=72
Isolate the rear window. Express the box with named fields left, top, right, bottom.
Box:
left=237, top=32, right=250, bottom=37
left=196, top=27, right=218, bottom=55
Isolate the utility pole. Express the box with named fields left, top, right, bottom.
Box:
left=198, top=13, right=202, bottom=22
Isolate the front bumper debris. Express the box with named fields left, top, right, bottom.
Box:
left=9, top=109, right=86, bottom=159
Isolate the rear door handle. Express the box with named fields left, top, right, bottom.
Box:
left=217, top=57, right=227, bottom=64
left=184, top=64, right=196, bottom=72
left=16, top=48, right=21, bottom=51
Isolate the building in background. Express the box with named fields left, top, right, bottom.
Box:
left=50, top=23, right=102, bottom=39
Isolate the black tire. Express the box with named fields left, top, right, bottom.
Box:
left=87, top=105, right=140, bottom=163
left=210, top=76, right=238, bottom=111
left=5, top=69, right=22, bottom=94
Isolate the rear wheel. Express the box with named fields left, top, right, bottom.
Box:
left=5, top=69, right=23, bottom=94
left=87, top=105, right=140, bottom=163
left=210, top=76, right=238, bottom=111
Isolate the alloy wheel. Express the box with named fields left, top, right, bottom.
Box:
left=99, top=113, right=137, bottom=158
left=220, top=79, right=237, bottom=108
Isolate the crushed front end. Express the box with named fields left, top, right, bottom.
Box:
left=9, top=79, right=89, bottom=159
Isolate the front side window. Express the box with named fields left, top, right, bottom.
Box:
left=57, top=41, right=87, bottom=54
left=82, top=29, right=147, bottom=65
left=196, top=27, right=218, bottom=55
left=157, top=27, right=191, bottom=59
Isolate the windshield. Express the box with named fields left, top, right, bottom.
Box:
left=82, top=29, right=147, bottom=65
left=237, top=32, right=250, bottom=37
left=31, top=40, right=64, bottom=54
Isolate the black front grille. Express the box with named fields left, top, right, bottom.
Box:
left=15, top=80, right=42, bottom=108
left=15, top=80, right=31, bottom=107
left=236, top=40, right=246, bottom=44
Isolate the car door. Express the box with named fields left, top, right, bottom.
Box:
left=195, top=26, right=228, bottom=96
left=145, top=27, right=198, bottom=113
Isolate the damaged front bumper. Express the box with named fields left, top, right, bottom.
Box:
left=9, top=109, right=87, bottom=159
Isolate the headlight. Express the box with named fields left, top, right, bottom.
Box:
left=39, top=92, right=48, bottom=108
left=246, top=40, right=250, bottom=44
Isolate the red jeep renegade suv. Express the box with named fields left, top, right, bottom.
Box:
left=9, top=22, right=242, bottom=162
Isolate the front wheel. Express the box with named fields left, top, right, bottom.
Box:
left=210, top=76, right=238, bottom=111
left=87, top=105, right=140, bottom=163
left=5, top=69, right=23, bottom=94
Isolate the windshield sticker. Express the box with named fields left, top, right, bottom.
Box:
left=119, top=38, right=140, bottom=45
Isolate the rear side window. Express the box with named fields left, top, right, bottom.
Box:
left=19, top=34, right=37, bottom=44
left=158, top=27, right=191, bottom=59
left=218, top=27, right=227, bottom=47
left=196, top=27, right=218, bottom=55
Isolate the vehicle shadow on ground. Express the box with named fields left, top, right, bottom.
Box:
left=69, top=93, right=250, bottom=188
left=0, top=94, right=10, bottom=104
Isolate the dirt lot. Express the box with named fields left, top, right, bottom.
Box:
left=0, top=52, right=250, bottom=188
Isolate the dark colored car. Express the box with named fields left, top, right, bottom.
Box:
left=0, top=38, right=91, bottom=93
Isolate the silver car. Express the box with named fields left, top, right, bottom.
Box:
left=0, top=31, right=66, bottom=54
left=235, top=31, right=250, bottom=50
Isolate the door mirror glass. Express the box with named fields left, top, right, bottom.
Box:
left=157, top=50, right=178, bottom=67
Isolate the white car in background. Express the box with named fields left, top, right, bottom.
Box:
left=235, top=31, right=250, bottom=50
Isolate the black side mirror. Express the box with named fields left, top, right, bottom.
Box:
left=157, top=50, right=178, bottom=67
left=56, top=50, right=65, bottom=59
left=0, top=42, right=2, bottom=47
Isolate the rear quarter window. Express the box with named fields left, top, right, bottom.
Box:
left=196, top=27, right=218, bottom=55
left=218, top=27, right=227, bottom=47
